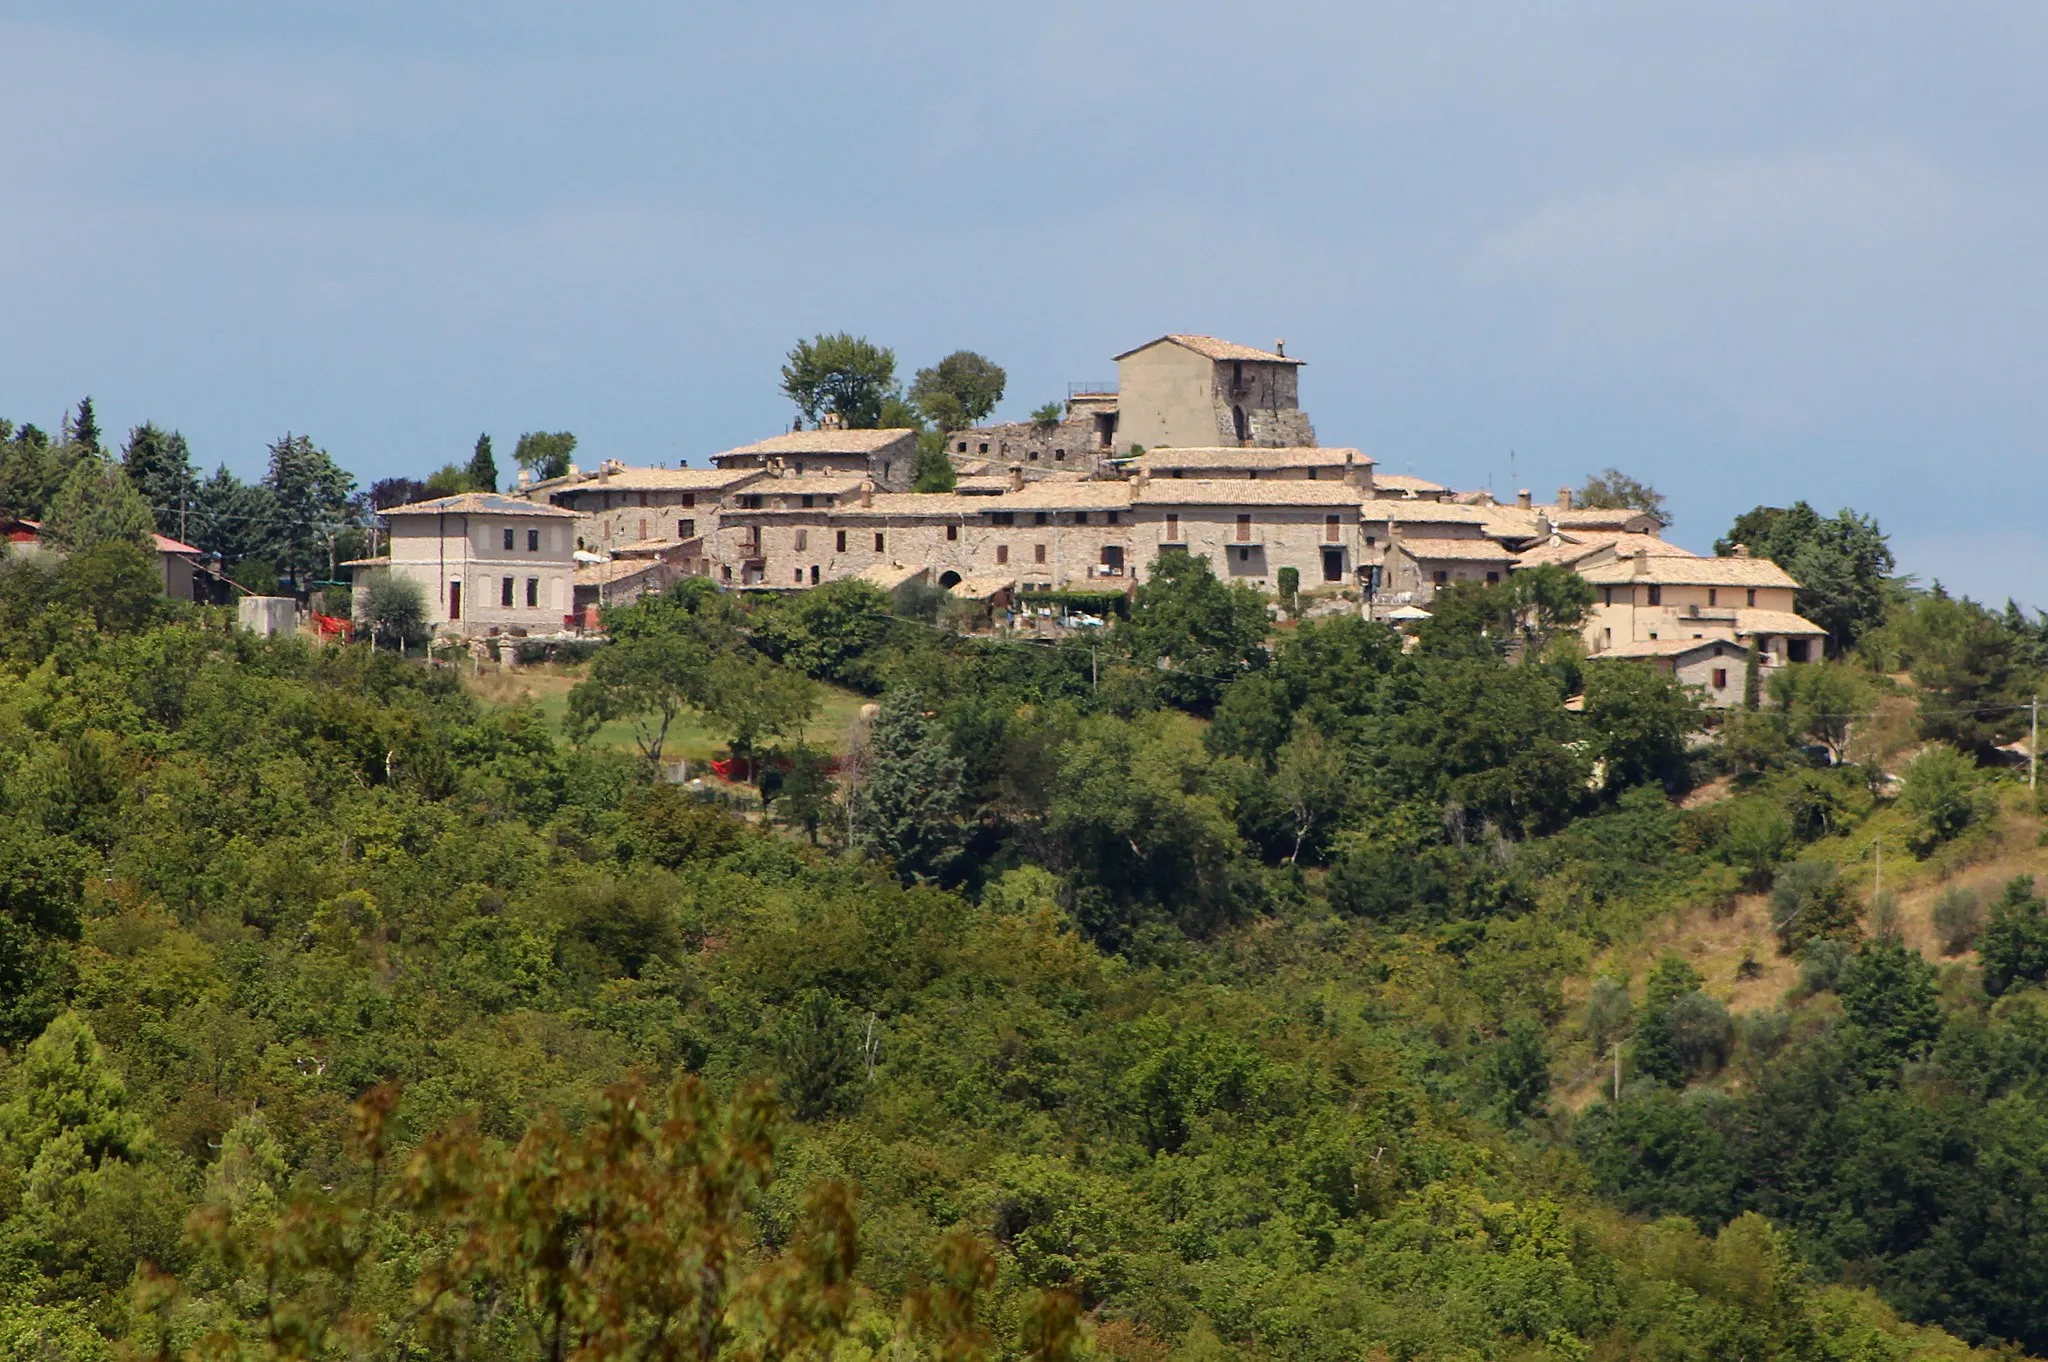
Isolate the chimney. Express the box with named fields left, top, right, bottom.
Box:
left=567, top=462, right=580, bottom=478
left=1633, top=546, right=1650, bottom=577
left=515, top=467, right=532, bottom=490
left=1135, top=467, right=1151, bottom=490
left=1275, top=338, right=1286, bottom=357
left=1535, top=512, right=1553, bottom=540
left=1557, top=486, right=1573, bottom=512
left=1344, top=450, right=1369, bottom=488
left=1010, top=464, right=1025, bottom=493
left=860, top=479, right=874, bottom=508
left=1730, top=542, right=1750, bottom=558
left=1517, top=489, right=1532, bottom=510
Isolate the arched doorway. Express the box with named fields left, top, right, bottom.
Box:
left=1232, top=405, right=1249, bottom=444
left=938, top=570, right=961, bottom=589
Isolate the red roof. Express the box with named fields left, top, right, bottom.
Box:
left=155, top=532, right=201, bottom=554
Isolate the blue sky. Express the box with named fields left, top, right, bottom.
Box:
left=2, top=2, right=2042, bottom=602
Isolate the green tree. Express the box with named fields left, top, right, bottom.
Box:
left=190, top=464, right=274, bottom=567
left=119, top=423, right=200, bottom=539
left=568, top=628, right=713, bottom=768
left=1770, top=860, right=1859, bottom=954
left=1271, top=721, right=1347, bottom=862
left=1717, top=502, right=1896, bottom=652
left=912, top=440, right=958, bottom=493
left=1485, top=1016, right=1552, bottom=1124
left=781, top=333, right=899, bottom=430
left=260, top=432, right=356, bottom=589
left=466, top=432, right=498, bottom=493
left=1634, top=954, right=1720, bottom=1085
left=54, top=541, right=166, bottom=634
left=0, top=1012, right=147, bottom=1170
left=1766, top=663, right=1872, bottom=763
left=1884, top=592, right=2040, bottom=754
left=0, top=422, right=75, bottom=520
left=512, top=430, right=577, bottom=480
left=1583, top=661, right=1701, bottom=791
left=40, top=456, right=157, bottom=554
left=1115, top=552, right=1269, bottom=714
left=703, top=651, right=818, bottom=771
left=850, top=690, right=970, bottom=883
left=1837, top=936, right=1942, bottom=1076
left=909, top=351, right=1006, bottom=428
left=753, top=579, right=896, bottom=689
left=1576, top=468, right=1668, bottom=522
left=1029, top=401, right=1065, bottom=428
left=422, top=462, right=472, bottom=495
left=1899, top=743, right=1984, bottom=846
left=1978, top=875, right=2048, bottom=995
left=772, top=990, right=862, bottom=1121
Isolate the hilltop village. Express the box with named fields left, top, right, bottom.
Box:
left=356, top=333, right=1824, bottom=705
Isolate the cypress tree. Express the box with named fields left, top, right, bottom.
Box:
left=466, top=432, right=498, bottom=493
left=849, top=690, right=969, bottom=883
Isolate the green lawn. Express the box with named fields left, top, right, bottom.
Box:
left=470, top=664, right=871, bottom=766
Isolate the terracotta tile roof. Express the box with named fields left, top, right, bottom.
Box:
left=856, top=562, right=930, bottom=591
left=1136, top=479, right=1362, bottom=507
left=947, top=574, right=1017, bottom=599
left=1362, top=500, right=1495, bottom=525
left=574, top=559, right=668, bottom=587
left=1112, top=334, right=1305, bottom=365
left=1370, top=473, right=1449, bottom=495
left=155, top=532, right=201, bottom=554
left=383, top=492, right=584, bottom=519
left=552, top=466, right=758, bottom=494
left=1513, top=533, right=1696, bottom=570
left=1598, top=637, right=1741, bottom=659
left=1553, top=507, right=1663, bottom=530
left=1579, top=555, right=1800, bottom=588
left=715, top=429, right=917, bottom=459
left=610, top=537, right=691, bottom=555
left=1736, top=608, right=1827, bottom=637
left=1130, top=446, right=1371, bottom=471
left=1393, top=536, right=1515, bottom=563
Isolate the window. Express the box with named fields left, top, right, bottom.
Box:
left=500, top=576, right=514, bottom=607
left=795, top=568, right=803, bottom=583
left=1028, top=450, right=1039, bottom=461
left=681, top=493, right=696, bottom=508
left=1325, top=515, right=1340, bottom=542
left=1708, top=588, right=1719, bottom=607
left=990, top=511, right=1014, bottom=526
left=795, top=530, right=808, bottom=551
left=1034, top=511, right=1048, bottom=526
left=1238, top=547, right=1250, bottom=563
left=1247, top=470, right=1257, bottom=480
left=1746, top=588, right=1757, bottom=606
left=1713, top=668, right=1728, bottom=689
left=836, top=530, right=847, bottom=552
left=1165, top=514, right=1180, bottom=541
left=638, top=518, right=648, bottom=540
left=528, top=529, right=540, bottom=552
left=722, top=565, right=732, bottom=581
left=1074, top=512, right=1088, bottom=525
left=1647, top=585, right=1662, bottom=606
left=1107, top=511, right=1119, bottom=526
left=801, top=495, right=814, bottom=509
left=1602, top=587, right=1612, bottom=606
left=1236, top=514, right=1252, bottom=542
left=978, top=442, right=988, bottom=454
left=810, top=565, right=819, bottom=584
left=1788, top=639, right=1812, bottom=663
left=946, top=524, right=958, bottom=541
left=874, top=532, right=885, bottom=553
left=502, top=528, right=515, bottom=551
left=1365, top=535, right=1376, bottom=547
left=996, top=544, right=1009, bottom=564
left=957, top=441, right=967, bottom=453
left=1171, top=469, right=1183, bottom=478
left=678, top=518, right=695, bottom=539
left=1486, top=572, right=1499, bottom=584
left=1054, top=448, right=1065, bottom=461
left=1034, top=543, right=1046, bottom=564
left=794, top=461, right=805, bottom=475
left=1433, top=570, right=1449, bottom=586
left=882, top=461, right=892, bottom=481
left=525, top=577, right=538, bottom=608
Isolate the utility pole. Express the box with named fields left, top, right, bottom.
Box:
left=1612, top=1041, right=1621, bottom=1102
left=2032, top=696, right=2039, bottom=792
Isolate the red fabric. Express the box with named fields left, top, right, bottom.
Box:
left=312, top=613, right=352, bottom=638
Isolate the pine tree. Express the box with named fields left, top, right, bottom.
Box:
left=121, top=423, right=201, bottom=539
left=66, top=396, right=101, bottom=454
left=0, top=1012, right=146, bottom=1169
left=41, top=455, right=158, bottom=553
left=850, top=690, right=969, bottom=883
left=466, top=432, right=498, bottom=493
left=260, top=433, right=356, bottom=589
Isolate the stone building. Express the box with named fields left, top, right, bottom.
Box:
left=350, top=492, right=585, bottom=637
left=1578, top=548, right=1827, bottom=664
left=1592, top=637, right=1756, bottom=709
left=1111, top=334, right=1316, bottom=452
left=1129, top=475, right=1370, bottom=591
left=538, top=463, right=763, bottom=554
left=944, top=410, right=1114, bottom=478
left=710, top=427, right=919, bottom=491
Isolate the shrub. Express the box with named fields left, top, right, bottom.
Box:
left=1796, top=936, right=1854, bottom=996
left=1932, top=885, right=1984, bottom=955
left=1664, top=991, right=1734, bottom=1077
left=1739, top=1009, right=1793, bottom=1064
left=1979, top=876, right=2048, bottom=996
left=1721, top=798, right=1792, bottom=887
left=1585, top=975, right=1634, bottom=1056
left=357, top=570, right=429, bottom=649
left=1277, top=567, right=1300, bottom=618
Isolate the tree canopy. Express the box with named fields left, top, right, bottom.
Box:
left=781, top=333, right=899, bottom=429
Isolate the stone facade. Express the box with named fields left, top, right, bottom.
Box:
left=709, top=428, right=919, bottom=491
left=1578, top=551, right=1826, bottom=663
left=539, top=464, right=763, bottom=552
left=1130, top=476, right=1369, bottom=592
left=1111, top=335, right=1317, bottom=452
left=944, top=415, right=1110, bottom=477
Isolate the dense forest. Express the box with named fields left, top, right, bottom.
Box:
left=4, top=410, right=2048, bottom=1357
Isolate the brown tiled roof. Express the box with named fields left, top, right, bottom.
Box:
left=1514, top=533, right=1696, bottom=570
left=1579, top=556, right=1799, bottom=588
left=1138, top=479, right=1361, bottom=508
left=1597, top=637, right=1740, bottom=659
left=574, top=559, right=668, bottom=587
left=1736, top=608, right=1826, bottom=637
left=715, top=429, right=917, bottom=458
left=1363, top=500, right=1494, bottom=525
left=383, top=492, right=584, bottom=519
left=856, top=562, right=929, bottom=591
left=1394, top=537, right=1515, bottom=563
left=1553, top=507, right=1662, bottom=529
left=1112, top=334, right=1305, bottom=365
left=1130, top=446, right=1370, bottom=471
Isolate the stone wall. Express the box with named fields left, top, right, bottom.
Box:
left=945, top=417, right=1109, bottom=476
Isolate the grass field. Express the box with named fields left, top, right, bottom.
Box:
left=465, top=663, right=873, bottom=766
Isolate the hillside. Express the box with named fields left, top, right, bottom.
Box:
left=0, top=557, right=2045, bottom=1359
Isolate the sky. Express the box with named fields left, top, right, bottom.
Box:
left=1, top=2, right=2042, bottom=602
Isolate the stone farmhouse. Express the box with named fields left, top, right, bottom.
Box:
left=538, top=461, right=761, bottom=559
left=1112, top=334, right=1316, bottom=452
left=349, top=492, right=584, bottom=637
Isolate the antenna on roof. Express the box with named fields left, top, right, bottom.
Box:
left=1275, top=338, right=1286, bottom=357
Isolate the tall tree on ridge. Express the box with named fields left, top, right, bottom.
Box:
left=466, top=432, right=498, bottom=493
left=781, top=334, right=898, bottom=429
left=260, top=433, right=356, bottom=589
left=121, top=423, right=201, bottom=540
